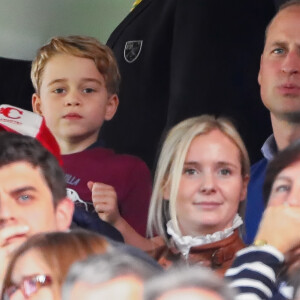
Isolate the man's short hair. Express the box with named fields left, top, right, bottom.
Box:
left=144, top=265, right=236, bottom=300
left=0, top=132, right=66, bottom=206
left=31, top=35, right=121, bottom=95
left=264, top=0, right=300, bottom=41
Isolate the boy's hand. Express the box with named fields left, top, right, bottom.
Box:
left=0, top=225, right=29, bottom=288
left=88, top=181, right=120, bottom=225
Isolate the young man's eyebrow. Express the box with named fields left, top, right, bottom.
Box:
left=10, top=186, right=37, bottom=196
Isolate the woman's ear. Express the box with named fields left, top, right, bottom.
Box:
left=240, top=174, right=250, bottom=202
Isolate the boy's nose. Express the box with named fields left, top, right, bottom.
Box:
left=65, top=92, right=82, bottom=106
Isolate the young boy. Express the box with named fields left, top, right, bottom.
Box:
left=30, top=35, right=152, bottom=239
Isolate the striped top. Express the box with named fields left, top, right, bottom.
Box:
left=225, top=245, right=292, bottom=299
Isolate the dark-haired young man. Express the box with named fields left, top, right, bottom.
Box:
left=0, top=132, right=74, bottom=291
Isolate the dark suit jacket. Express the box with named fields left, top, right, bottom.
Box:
left=102, top=0, right=277, bottom=170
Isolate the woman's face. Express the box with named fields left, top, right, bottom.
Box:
left=7, top=249, right=59, bottom=300
left=269, top=160, right=300, bottom=206
left=171, top=129, right=248, bottom=236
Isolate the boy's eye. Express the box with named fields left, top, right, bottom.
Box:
left=53, top=88, right=65, bottom=94
left=83, top=88, right=95, bottom=94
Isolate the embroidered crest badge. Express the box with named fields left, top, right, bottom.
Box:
left=124, top=40, right=143, bottom=63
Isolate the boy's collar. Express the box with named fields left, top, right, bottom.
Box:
left=86, top=138, right=106, bottom=150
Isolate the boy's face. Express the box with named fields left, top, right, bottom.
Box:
left=32, top=54, right=119, bottom=150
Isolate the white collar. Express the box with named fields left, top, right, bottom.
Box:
left=166, top=214, right=243, bottom=257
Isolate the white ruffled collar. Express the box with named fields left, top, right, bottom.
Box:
left=166, top=214, right=243, bottom=257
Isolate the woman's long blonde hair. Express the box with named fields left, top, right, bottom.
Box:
left=147, top=115, right=250, bottom=241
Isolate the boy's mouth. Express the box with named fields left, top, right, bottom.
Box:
left=63, top=113, right=83, bottom=120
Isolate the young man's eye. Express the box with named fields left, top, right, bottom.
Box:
left=83, top=88, right=95, bottom=94
left=17, top=195, right=32, bottom=203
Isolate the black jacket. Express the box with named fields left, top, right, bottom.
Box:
left=103, top=0, right=277, bottom=169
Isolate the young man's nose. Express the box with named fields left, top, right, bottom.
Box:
left=0, top=198, right=15, bottom=224
left=281, top=50, right=300, bottom=75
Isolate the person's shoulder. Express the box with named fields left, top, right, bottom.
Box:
left=250, top=157, right=268, bottom=176
left=251, top=157, right=268, bottom=169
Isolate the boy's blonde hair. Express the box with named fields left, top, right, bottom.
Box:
left=147, top=115, right=250, bottom=241
left=31, top=35, right=121, bottom=95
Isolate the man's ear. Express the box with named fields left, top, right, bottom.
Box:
left=55, top=197, right=74, bottom=231
left=240, top=174, right=250, bottom=202
left=257, top=54, right=263, bottom=86
left=104, top=94, right=119, bottom=121
left=32, top=93, right=43, bottom=116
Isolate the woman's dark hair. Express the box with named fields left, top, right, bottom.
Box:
left=263, top=140, right=300, bottom=203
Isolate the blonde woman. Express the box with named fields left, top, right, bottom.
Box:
left=146, top=115, right=249, bottom=274
left=103, top=115, right=249, bottom=274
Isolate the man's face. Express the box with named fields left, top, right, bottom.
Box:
left=258, top=6, right=300, bottom=122
left=0, top=161, right=71, bottom=249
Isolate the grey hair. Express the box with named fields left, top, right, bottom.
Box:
left=144, top=265, right=237, bottom=300
left=62, top=250, right=160, bottom=300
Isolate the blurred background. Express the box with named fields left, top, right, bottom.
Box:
left=0, top=0, right=132, bottom=60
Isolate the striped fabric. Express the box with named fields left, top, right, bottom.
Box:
left=225, top=245, right=291, bottom=300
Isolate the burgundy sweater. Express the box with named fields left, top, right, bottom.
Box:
left=62, top=147, right=152, bottom=236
